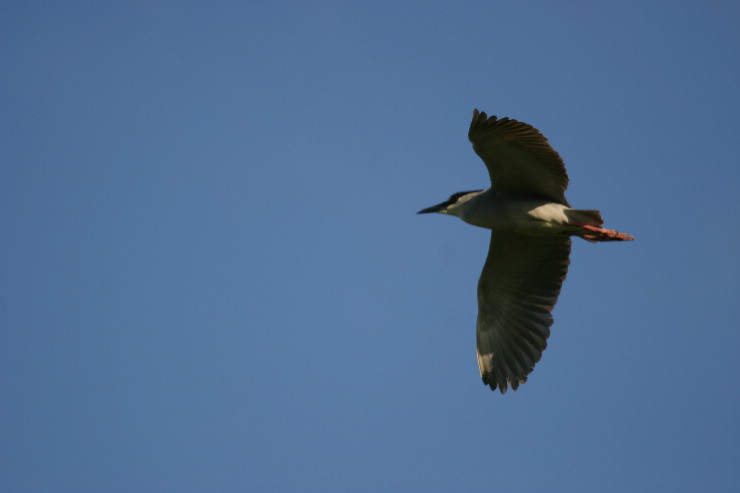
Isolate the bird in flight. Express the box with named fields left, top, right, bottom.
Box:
left=418, top=109, right=634, bottom=394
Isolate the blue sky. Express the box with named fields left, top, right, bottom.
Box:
left=2, top=1, right=739, bottom=491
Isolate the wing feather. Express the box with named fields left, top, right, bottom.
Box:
left=468, top=109, right=570, bottom=205
left=476, top=232, right=571, bottom=393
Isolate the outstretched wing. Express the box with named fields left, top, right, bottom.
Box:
left=476, top=231, right=571, bottom=393
left=468, top=109, right=570, bottom=206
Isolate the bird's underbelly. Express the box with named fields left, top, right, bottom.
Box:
left=465, top=200, right=573, bottom=235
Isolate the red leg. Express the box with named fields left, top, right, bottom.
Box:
left=574, top=223, right=635, bottom=241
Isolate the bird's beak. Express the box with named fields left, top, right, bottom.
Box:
left=417, top=202, right=448, bottom=214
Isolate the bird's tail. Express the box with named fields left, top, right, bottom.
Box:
left=566, top=209, right=634, bottom=242
left=566, top=209, right=603, bottom=226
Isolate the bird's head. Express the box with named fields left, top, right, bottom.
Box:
left=417, top=190, right=485, bottom=217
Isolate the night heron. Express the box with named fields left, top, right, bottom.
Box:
left=418, top=109, right=633, bottom=393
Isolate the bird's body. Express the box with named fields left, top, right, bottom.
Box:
left=448, top=190, right=581, bottom=233
left=419, top=109, right=633, bottom=393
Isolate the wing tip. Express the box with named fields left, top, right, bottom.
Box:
left=471, top=108, right=494, bottom=123
left=482, top=373, right=527, bottom=394
left=469, top=108, right=515, bottom=140
left=471, top=108, right=484, bottom=126
left=479, top=353, right=529, bottom=395
left=470, top=109, right=539, bottom=135
left=469, top=108, right=497, bottom=140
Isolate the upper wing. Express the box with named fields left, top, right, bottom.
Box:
left=476, top=231, right=571, bottom=393
left=468, top=109, right=570, bottom=206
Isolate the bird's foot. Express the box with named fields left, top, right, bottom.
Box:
left=577, top=224, right=635, bottom=242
